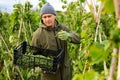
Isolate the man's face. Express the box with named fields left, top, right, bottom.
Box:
left=42, top=14, right=56, bottom=27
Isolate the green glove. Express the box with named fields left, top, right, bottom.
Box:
left=56, top=30, right=71, bottom=41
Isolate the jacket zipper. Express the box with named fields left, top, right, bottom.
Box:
left=53, top=29, right=59, bottom=49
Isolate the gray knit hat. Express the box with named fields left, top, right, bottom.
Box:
left=40, top=3, right=56, bottom=16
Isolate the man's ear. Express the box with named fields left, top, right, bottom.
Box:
left=54, top=15, right=56, bottom=19
left=41, top=19, right=43, bottom=24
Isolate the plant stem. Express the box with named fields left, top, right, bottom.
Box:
left=83, top=60, right=88, bottom=75
left=4, top=60, right=11, bottom=80
left=0, top=34, right=13, bottom=60
left=113, top=0, right=120, bottom=19
left=23, top=22, right=28, bottom=41
left=94, top=18, right=100, bottom=42
left=117, top=47, right=120, bottom=80
left=94, top=2, right=102, bottom=42
left=29, top=21, right=32, bottom=37
left=18, top=18, right=23, bottom=39
left=113, top=0, right=120, bottom=79
left=15, top=66, right=24, bottom=80
left=108, top=48, right=118, bottom=80
left=104, top=61, right=108, bottom=79
left=113, top=0, right=120, bottom=28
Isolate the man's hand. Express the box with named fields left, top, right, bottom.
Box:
left=56, top=30, right=71, bottom=41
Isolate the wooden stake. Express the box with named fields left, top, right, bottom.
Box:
left=4, top=60, right=11, bottom=80
left=113, top=0, right=120, bottom=28
left=113, top=0, right=120, bottom=80
left=108, top=48, right=118, bottom=80
left=0, top=34, right=13, bottom=60
left=118, top=47, right=120, bottom=80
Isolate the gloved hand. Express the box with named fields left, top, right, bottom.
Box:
left=56, top=30, right=71, bottom=41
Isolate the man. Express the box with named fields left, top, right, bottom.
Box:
left=32, top=3, right=80, bottom=80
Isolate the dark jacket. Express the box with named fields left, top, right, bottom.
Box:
left=32, top=21, right=80, bottom=80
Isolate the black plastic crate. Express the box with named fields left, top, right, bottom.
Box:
left=13, top=41, right=63, bottom=73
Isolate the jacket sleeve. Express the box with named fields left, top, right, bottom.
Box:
left=69, top=30, right=80, bottom=44
left=62, top=26, right=80, bottom=44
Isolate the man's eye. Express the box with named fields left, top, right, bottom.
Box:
left=42, top=16, right=46, bottom=19
left=48, top=15, right=51, bottom=18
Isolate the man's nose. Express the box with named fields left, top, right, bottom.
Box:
left=46, top=17, right=49, bottom=21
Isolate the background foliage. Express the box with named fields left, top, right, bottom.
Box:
left=0, top=0, right=120, bottom=80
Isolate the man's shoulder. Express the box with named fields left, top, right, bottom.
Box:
left=34, top=24, right=46, bottom=32
left=58, top=23, right=66, bottom=27
left=35, top=27, right=42, bottom=32
left=58, top=23, right=70, bottom=31
left=58, top=23, right=67, bottom=29
left=33, top=27, right=43, bottom=36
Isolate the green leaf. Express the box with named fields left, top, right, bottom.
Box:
left=9, top=36, right=14, bottom=43
left=110, top=28, right=120, bottom=44
left=81, top=30, right=87, bottom=38
left=84, top=70, right=99, bottom=80
left=72, top=74, right=83, bottom=80
left=89, top=44, right=108, bottom=64
left=80, top=0, right=85, bottom=3
left=100, top=0, right=114, bottom=13
left=78, top=60, right=83, bottom=71
left=101, top=40, right=108, bottom=46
